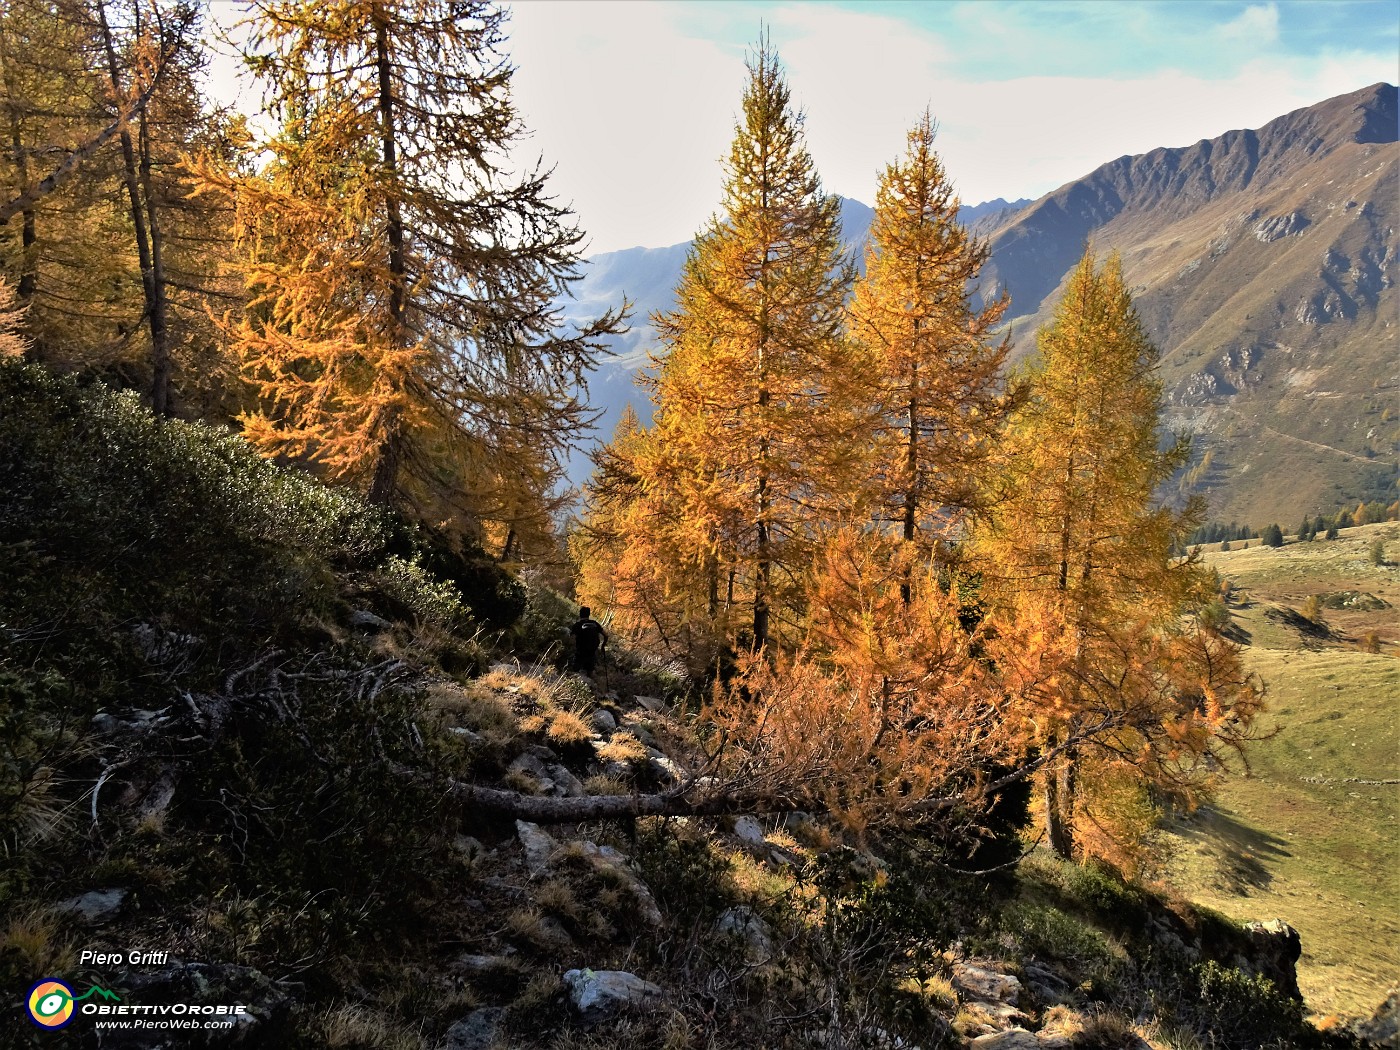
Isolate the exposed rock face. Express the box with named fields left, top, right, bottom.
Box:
left=515, top=820, right=556, bottom=873
left=572, top=841, right=664, bottom=927
left=714, top=905, right=773, bottom=960
left=952, top=961, right=1023, bottom=1004
left=1352, top=985, right=1400, bottom=1047
left=56, top=888, right=128, bottom=924
left=732, top=814, right=766, bottom=846
left=441, top=1008, right=504, bottom=1050
left=562, top=968, right=664, bottom=1026
left=1241, top=919, right=1303, bottom=1001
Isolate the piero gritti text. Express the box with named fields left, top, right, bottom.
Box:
left=80, top=949, right=171, bottom=966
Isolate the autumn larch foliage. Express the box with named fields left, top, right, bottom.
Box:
left=975, top=249, right=1263, bottom=862
left=201, top=0, right=623, bottom=550
left=639, top=38, right=866, bottom=653
left=847, top=110, right=1013, bottom=569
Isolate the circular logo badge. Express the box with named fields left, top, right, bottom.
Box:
left=27, top=979, right=76, bottom=1028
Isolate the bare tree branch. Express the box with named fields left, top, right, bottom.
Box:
left=0, top=45, right=165, bottom=224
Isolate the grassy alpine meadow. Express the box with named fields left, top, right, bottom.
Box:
left=1163, top=522, right=1400, bottom=1021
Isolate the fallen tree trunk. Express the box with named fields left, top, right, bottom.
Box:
left=441, top=779, right=814, bottom=824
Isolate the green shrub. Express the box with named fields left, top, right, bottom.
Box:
left=508, top=571, right=579, bottom=661
left=632, top=820, right=733, bottom=928
left=1002, top=899, right=1116, bottom=968
left=376, top=555, right=471, bottom=629
left=1182, top=960, right=1309, bottom=1048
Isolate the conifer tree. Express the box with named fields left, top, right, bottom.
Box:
left=0, top=0, right=136, bottom=358
left=977, top=249, right=1260, bottom=862
left=207, top=1, right=622, bottom=544
left=848, top=111, right=1011, bottom=593
left=645, top=39, right=861, bottom=651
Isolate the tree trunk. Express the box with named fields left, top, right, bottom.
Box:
left=97, top=0, right=171, bottom=416
left=901, top=359, right=919, bottom=604
left=136, top=104, right=171, bottom=414
left=0, top=23, right=37, bottom=307
left=1044, top=744, right=1077, bottom=859
left=366, top=12, right=409, bottom=504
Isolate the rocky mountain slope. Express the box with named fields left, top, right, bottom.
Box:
left=1, top=361, right=1360, bottom=1049
left=565, top=85, right=1397, bottom=526
left=973, top=82, right=1397, bottom=525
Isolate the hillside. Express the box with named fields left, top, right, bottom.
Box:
left=1163, top=523, right=1400, bottom=1021
left=0, top=362, right=1365, bottom=1049
left=974, top=83, right=1398, bottom=525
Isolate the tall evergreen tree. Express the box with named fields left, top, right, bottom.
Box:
left=0, top=0, right=135, bottom=359
left=848, top=110, right=1011, bottom=598
left=977, top=249, right=1259, bottom=861
left=644, top=38, right=862, bottom=651
left=206, top=0, right=622, bottom=545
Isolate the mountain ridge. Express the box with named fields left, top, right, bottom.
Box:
left=565, top=84, right=1398, bottom=524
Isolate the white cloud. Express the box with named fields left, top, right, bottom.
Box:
left=508, top=3, right=1395, bottom=252
left=207, top=1, right=1398, bottom=255
left=1220, top=3, right=1282, bottom=45
left=508, top=1, right=744, bottom=252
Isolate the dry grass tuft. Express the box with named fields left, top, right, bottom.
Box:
left=316, top=1003, right=427, bottom=1050
left=546, top=709, right=594, bottom=746
left=595, top=731, right=648, bottom=764
left=2, top=906, right=76, bottom=976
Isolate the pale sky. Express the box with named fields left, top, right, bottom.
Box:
left=205, top=1, right=1400, bottom=256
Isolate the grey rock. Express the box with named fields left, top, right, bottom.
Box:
left=646, top=748, right=683, bottom=785
left=970, top=1030, right=1039, bottom=1050
left=138, top=773, right=177, bottom=822
left=732, top=815, right=766, bottom=846
left=56, top=888, right=128, bottom=924
left=515, top=820, right=557, bottom=873
left=590, top=708, right=618, bottom=734
left=91, top=712, right=120, bottom=734
left=546, top=763, right=586, bottom=797
left=536, top=915, right=574, bottom=949
left=714, top=905, right=773, bottom=959
left=573, top=841, right=664, bottom=926
left=348, top=608, right=392, bottom=632
left=1242, top=918, right=1303, bottom=1001
left=1022, top=962, right=1070, bottom=1004
left=509, top=752, right=549, bottom=779
left=451, top=954, right=513, bottom=975
left=633, top=694, right=664, bottom=713
left=562, top=968, right=664, bottom=1026
left=952, top=961, right=1021, bottom=1004
left=1352, top=984, right=1400, bottom=1047
left=441, top=1007, right=505, bottom=1050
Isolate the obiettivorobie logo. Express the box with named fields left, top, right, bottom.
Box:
left=26, top=979, right=121, bottom=1028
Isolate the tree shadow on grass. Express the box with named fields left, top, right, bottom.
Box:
left=1172, top=806, right=1292, bottom=895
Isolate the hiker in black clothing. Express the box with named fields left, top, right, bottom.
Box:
left=570, top=607, right=608, bottom=675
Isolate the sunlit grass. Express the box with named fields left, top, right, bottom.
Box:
left=1164, top=526, right=1400, bottom=1019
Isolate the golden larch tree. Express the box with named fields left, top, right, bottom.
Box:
left=644, top=39, right=865, bottom=652
left=977, top=249, right=1262, bottom=863
left=205, top=0, right=623, bottom=546
left=848, top=110, right=1012, bottom=587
